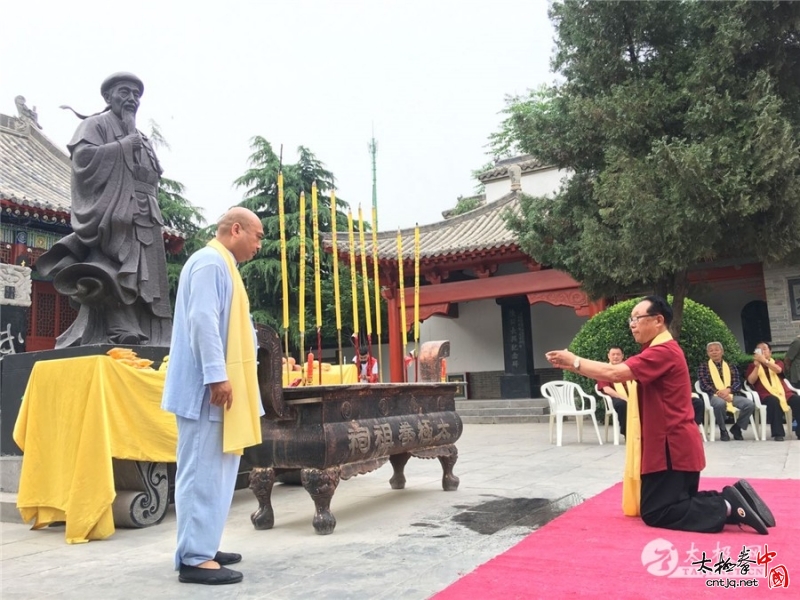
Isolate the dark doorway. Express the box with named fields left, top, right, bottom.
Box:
left=741, top=300, right=771, bottom=353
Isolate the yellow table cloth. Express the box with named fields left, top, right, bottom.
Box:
left=13, top=355, right=177, bottom=544
left=281, top=364, right=358, bottom=387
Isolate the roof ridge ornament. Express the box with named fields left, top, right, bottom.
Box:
left=508, top=164, right=522, bottom=192
left=14, top=96, right=42, bottom=130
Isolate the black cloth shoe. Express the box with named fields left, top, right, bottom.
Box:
left=730, top=424, right=744, bottom=441
left=719, top=428, right=730, bottom=441
left=722, top=486, right=768, bottom=535
left=179, top=564, right=243, bottom=585
left=214, top=551, right=242, bottom=566
left=774, top=436, right=785, bottom=442
left=734, top=480, right=775, bottom=527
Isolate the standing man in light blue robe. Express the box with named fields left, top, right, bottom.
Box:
left=162, top=207, right=264, bottom=585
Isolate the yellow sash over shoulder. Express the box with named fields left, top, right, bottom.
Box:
left=708, top=360, right=737, bottom=415
left=756, top=360, right=789, bottom=412
left=622, top=330, right=672, bottom=517
left=613, top=381, right=631, bottom=400
left=207, top=239, right=263, bottom=455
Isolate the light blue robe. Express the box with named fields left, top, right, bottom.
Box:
left=161, top=246, right=260, bottom=569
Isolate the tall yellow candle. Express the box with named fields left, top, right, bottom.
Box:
left=347, top=210, right=359, bottom=336
left=331, top=191, right=342, bottom=331
left=371, top=206, right=381, bottom=338
left=414, top=224, right=420, bottom=342
left=312, top=182, right=322, bottom=328
left=358, top=206, right=372, bottom=337
left=278, top=171, right=289, bottom=330
left=396, top=230, right=407, bottom=343
left=299, top=190, right=306, bottom=334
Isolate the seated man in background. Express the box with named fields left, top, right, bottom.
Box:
left=697, top=342, right=755, bottom=441
left=596, top=346, right=630, bottom=438
left=746, top=341, right=800, bottom=442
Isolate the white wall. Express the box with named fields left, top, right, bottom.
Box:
left=484, top=166, right=569, bottom=203
left=421, top=299, right=504, bottom=373
left=420, top=298, right=587, bottom=373
left=689, top=289, right=759, bottom=351
left=530, top=303, right=587, bottom=368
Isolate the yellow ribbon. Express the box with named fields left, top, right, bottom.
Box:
left=707, top=360, right=737, bottom=414
left=613, top=381, right=631, bottom=401
left=756, top=360, right=789, bottom=412
left=622, top=330, right=672, bottom=517
left=207, top=239, right=263, bottom=455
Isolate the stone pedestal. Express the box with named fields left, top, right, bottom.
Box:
left=0, top=345, right=169, bottom=455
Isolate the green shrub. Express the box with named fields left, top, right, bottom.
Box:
left=565, top=297, right=746, bottom=419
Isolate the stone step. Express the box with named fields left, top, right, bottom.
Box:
left=456, top=398, right=548, bottom=410
left=455, top=398, right=551, bottom=423
left=457, top=406, right=549, bottom=417
left=461, top=415, right=552, bottom=424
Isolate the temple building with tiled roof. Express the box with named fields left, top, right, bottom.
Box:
left=326, top=155, right=798, bottom=396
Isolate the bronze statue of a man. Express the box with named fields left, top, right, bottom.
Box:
left=37, top=73, right=172, bottom=347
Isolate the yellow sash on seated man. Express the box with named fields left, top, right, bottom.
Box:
left=707, top=360, right=737, bottom=414
left=613, top=381, right=632, bottom=400
left=756, top=361, right=790, bottom=412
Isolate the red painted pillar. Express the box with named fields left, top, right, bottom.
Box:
left=588, top=298, right=608, bottom=317
left=386, top=292, right=404, bottom=383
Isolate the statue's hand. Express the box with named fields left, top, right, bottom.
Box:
left=125, top=132, right=142, bottom=152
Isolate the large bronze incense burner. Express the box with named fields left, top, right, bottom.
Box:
left=244, top=325, right=462, bottom=534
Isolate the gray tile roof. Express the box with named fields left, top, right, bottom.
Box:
left=0, top=113, right=183, bottom=239
left=477, top=156, right=546, bottom=182
left=0, top=114, right=71, bottom=214
left=324, top=191, right=522, bottom=261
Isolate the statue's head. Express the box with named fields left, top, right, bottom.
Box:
left=100, top=72, right=144, bottom=120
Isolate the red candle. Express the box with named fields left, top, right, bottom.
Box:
left=307, top=352, right=314, bottom=382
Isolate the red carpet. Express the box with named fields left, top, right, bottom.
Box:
left=434, top=478, right=798, bottom=599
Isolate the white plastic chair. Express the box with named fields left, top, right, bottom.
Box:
left=693, top=380, right=758, bottom=441
left=542, top=381, right=603, bottom=447
left=594, top=384, right=621, bottom=445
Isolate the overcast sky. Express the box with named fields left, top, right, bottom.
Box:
left=2, top=0, right=555, bottom=230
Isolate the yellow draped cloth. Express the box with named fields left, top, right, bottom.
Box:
left=12, top=356, right=177, bottom=543
left=281, top=364, right=359, bottom=387
left=613, top=381, right=632, bottom=400
left=756, top=360, right=790, bottom=412
left=622, top=330, right=673, bottom=517
left=207, top=238, right=263, bottom=455
left=707, top=360, right=737, bottom=414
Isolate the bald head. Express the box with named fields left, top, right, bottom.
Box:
left=216, top=207, right=263, bottom=262
left=217, top=207, right=261, bottom=234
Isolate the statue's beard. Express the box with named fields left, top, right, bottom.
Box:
left=121, top=109, right=136, bottom=133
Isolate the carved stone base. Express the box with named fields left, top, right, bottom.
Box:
left=249, top=467, right=276, bottom=530
left=301, top=467, right=340, bottom=535
left=111, top=460, right=169, bottom=528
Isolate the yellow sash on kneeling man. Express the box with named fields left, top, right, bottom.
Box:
left=708, top=360, right=737, bottom=414
left=622, top=330, right=672, bottom=518
left=208, top=239, right=263, bottom=455
left=756, top=360, right=790, bottom=413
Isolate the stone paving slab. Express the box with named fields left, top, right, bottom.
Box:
left=1, top=422, right=798, bottom=599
